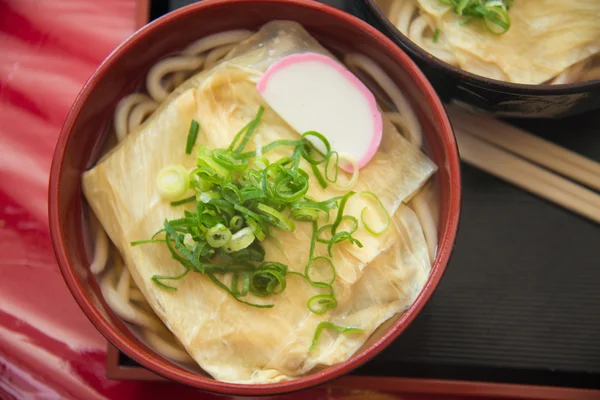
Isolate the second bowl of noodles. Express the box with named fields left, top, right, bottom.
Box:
left=359, top=0, right=600, bottom=118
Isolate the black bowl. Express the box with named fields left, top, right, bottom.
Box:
left=352, top=0, right=600, bottom=118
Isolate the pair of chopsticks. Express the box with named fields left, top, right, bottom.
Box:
left=448, top=106, right=600, bottom=224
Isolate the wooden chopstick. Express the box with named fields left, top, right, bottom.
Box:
left=455, top=128, right=600, bottom=225
left=449, top=106, right=600, bottom=191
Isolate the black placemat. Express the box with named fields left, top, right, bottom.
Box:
left=130, top=0, right=600, bottom=390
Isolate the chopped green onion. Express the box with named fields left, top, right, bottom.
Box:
left=234, top=203, right=267, bottom=224
left=189, top=171, right=215, bottom=192
left=290, top=200, right=329, bottom=222
left=433, top=28, right=441, bottom=43
left=224, top=227, right=255, bottom=252
left=231, top=272, right=250, bottom=297
left=234, top=106, right=265, bottom=154
left=301, top=131, right=330, bottom=165
left=246, top=216, right=268, bottom=241
left=230, top=243, right=265, bottom=262
left=240, top=185, right=265, bottom=202
left=307, top=294, right=337, bottom=314
left=310, top=163, right=328, bottom=189
left=212, top=149, right=249, bottom=171
left=228, top=120, right=252, bottom=152
left=318, top=215, right=358, bottom=244
left=229, top=215, right=244, bottom=230
left=331, top=153, right=359, bottom=190
left=480, top=5, right=510, bottom=34
left=340, top=215, right=359, bottom=234
left=130, top=239, right=166, bottom=246
left=305, top=220, right=319, bottom=272
left=306, top=256, right=336, bottom=287
left=134, top=97, right=375, bottom=312
left=221, top=183, right=242, bottom=204
left=250, top=262, right=287, bottom=296
left=207, top=272, right=274, bottom=308
left=327, top=231, right=363, bottom=257
left=196, top=146, right=231, bottom=181
left=170, top=195, right=195, bottom=207
left=206, top=223, right=232, bottom=248
left=183, top=233, right=197, bottom=251
left=317, top=224, right=334, bottom=244
left=262, top=163, right=310, bottom=203
left=325, top=151, right=339, bottom=183
left=309, top=322, right=363, bottom=351
left=331, top=191, right=355, bottom=234
left=156, top=164, right=190, bottom=201
left=257, top=203, right=295, bottom=231
left=151, top=269, right=190, bottom=291
left=185, top=120, right=200, bottom=154
left=240, top=139, right=303, bottom=160
left=360, top=191, right=390, bottom=236
left=164, top=220, right=204, bottom=272
left=456, top=0, right=469, bottom=14
left=438, top=0, right=512, bottom=34
left=253, top=156, right=269, bottom=171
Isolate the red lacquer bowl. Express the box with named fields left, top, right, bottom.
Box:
left=48, top=0, right=461, bottom=395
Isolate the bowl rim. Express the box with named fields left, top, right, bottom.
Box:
left=362, top=0, right=600, bottom=94
left=48, top=0, right=461, bottom=395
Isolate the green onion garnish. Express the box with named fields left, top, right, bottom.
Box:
left=301, top=131, right=330, bottom=165
left=135, top=105, right=369, bottom=316
left=224, top=227, right=255, bottom=252
left=307, top=294, right=337, bottom=314
left=229, top=215, right=245, bottom=230
left=438, top=0, right=512, bottom=34
left=206, top=223, right=232, bottom=248
left=433, top=28, right=441, bottom=43
left=325, top=151, right=339, bottom=183
left=235, top=106, right=265, bottom=154
left=360, top=191, right=390, bottom=236
left=257, top=203, right=295, bottom=232
left=317, top=215, right=358, bottom=244
left=185, top=120, right=200, bottom=154
left=170, top=195, right=196, bottom=207
left=331, top=153, right=358, bottom=190
left=306, top=256, right=336, bottom=287
left=156, top=164, right=190, bottom=201
left=331, top=191, right=355, bottom=234
left=151, top=269, right=190, bottom=291
left=250, top=262, right=288, bottom=296
left=208, top=272, right=274, bottom=308
left=309, top=322, right=363, bottom=351
left=130, top=239, right=167, bottom=246
left=327, top=231, right=363, bottom=257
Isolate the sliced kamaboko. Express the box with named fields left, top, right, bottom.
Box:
left=257, top=52, right=383, bottom=169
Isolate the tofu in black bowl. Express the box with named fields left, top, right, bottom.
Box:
left=353, top=0, right=600, bottom=118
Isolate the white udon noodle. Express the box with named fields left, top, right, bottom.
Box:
left=384, top=0, right=600, bottom=85
left=91, top=30, right=439, bottom=365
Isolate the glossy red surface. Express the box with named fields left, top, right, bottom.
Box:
left=1, top=0, right=460, bottom=398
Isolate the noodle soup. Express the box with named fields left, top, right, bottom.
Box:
left=374, top=0, right=600, bottom=85
left=82, top=21, right=441, bottom=384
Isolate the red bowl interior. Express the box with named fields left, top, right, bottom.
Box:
left=48, top=0, right=461, bottom=395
